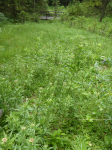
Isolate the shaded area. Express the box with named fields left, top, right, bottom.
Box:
left=40, top=16, right=60, bottom=20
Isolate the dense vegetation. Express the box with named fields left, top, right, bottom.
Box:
left=0, top=0, right=112, bottom=149
left=0, top=19, right=112, bottom=149
left=0, top=0, right=112, bottom=22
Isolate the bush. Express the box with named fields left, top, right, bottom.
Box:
left=0, top=12, right=7, bottom=21
left=31, top=13, right=40, bottom=22
left=67, top=2, right=83, bottom=17
left=17, top=11, right=40, bottom=23
left=106, top=1, right=112, bottom=16
left=107, top=27, right=112, bottom=37
left=60, top=1, right=85, bottom=26
left=75, top=16, right=86, bottom=28
left=60, top=12, right=69, bottom=23
left=18, top=10, right=28, bottom=23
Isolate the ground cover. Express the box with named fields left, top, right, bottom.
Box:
left=61, top=15, right=112, bottom=39
left=0, top=21, right=112, bottom=149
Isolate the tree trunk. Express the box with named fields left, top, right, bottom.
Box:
left=100, top=0, right=108, bottom=22
left=34, top=0, right=35, bottom=12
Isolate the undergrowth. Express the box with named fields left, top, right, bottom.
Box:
left=0, top=21, right=112, bottom=149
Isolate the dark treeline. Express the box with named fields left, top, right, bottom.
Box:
left=48, top=0, right=73, bottom=6
left=48, top=0, right=83, bottom=6
left=0, top=0, right=47, bottom=17
left=0, top=0, right=48, bottom=22
left=0, top=0, right=112, bottom=22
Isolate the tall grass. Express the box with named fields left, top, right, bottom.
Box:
left=0, top=20, right=112, bottom=149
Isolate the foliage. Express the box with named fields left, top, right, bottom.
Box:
left=18, top=10, right=28, bottom=23
left=107, top=27, right=112, bottom=37
left=60, top=11, right=112, bottom=38
left=83, top=0, right=102, bottom=7
left=0, top=12, right=7, bottom=21
left=107, top=0, right=112, bottom=15
left=0, top=0, right=48, bottom=22
left=67, top=1, right=83, bottom=17
left=60, top=1, right=100, bottom=24
left=0, top=21, right=112, bottom=149
left=60, top=0, right=112, bottom=22
left=48, top=0, right=73, bottom=6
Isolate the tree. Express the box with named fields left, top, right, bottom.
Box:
left=0, top=0, right=48, bottom=20
left=48, top=0, right=73, bottom=6
left=82, top=0, right=110, bottom=21
left=100, top=0, right=109, bottom=22
left=84, top=0, right=110, bottom=22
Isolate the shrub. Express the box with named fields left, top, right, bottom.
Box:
left=60, top=12, right=69, bottom=23
left=31, top=13, right=40, bottom=22
left=18, top=10, right=28, bottom=23
left=0, top=12, right=7, bottom=21
left=17, top=11, right=40, bottom=23
left=107, top=27, right=112, bottom=37
left=75, top=16, right=86, bottom=28
left=67, top=2, right=83, bottom=17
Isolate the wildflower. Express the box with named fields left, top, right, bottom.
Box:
left=2, top=138, right=7, bottom=143
left=29, top=138, right=34, bottom=143
left=98, top=43, right=101, bottom=47
left=101, top=84, right=103, bottom=87
left=89, top=141, right=92, bottom=146
left=31, top=124, right=34, bottom=126
left=101, top=56, right=105, bottom=59
left=63, top=82, right=67, bottom=86
left=39, top=87, right=44, bottom=90
left=50, top=83, right=52, bottom=85
left=100, top=108, right=103, bottom=111
left=79, top=45, right=83, bottom=47
left=22, top=127, right=26, bottom=130
left=103, top=60, right=106, bottom=63
left=14, top=80, right=18, bottom=82
left=47, top=99, right=52, bottom=102
left=44, top=145, right=48, bottom=148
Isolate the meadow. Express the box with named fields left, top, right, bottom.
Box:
left=0, top=20, right=112, bottom=149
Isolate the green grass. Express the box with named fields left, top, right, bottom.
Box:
left=0, top=20, right=112, bottom=149
left=61, top=15, right=112, bottom=39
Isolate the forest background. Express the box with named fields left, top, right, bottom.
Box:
left=0, top=0, right=112, bottom=23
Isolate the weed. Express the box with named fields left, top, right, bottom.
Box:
left=0, top=21, right=112, bottom=149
